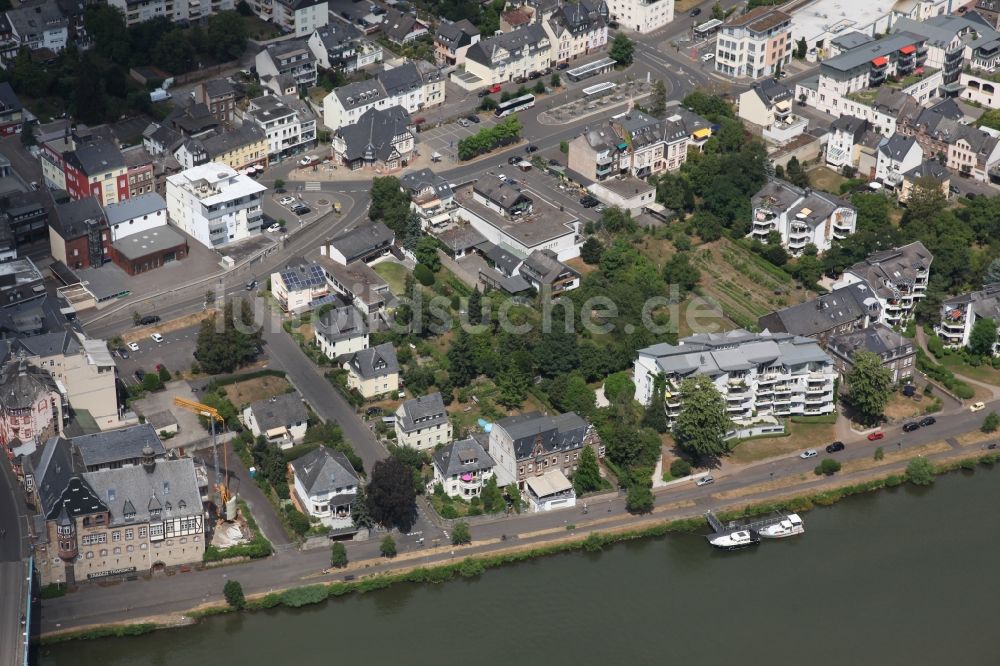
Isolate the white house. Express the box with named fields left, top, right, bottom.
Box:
left=289, top=447, right=358, bottom=527
left=270, top=262, right=330, bottom=313
left=604, top=0, right=673, bottom=34
left=750, top=178, right=857, bottom=255
left=525, top=469, right=576, bottom=512
left=875, top=134, right=923, bottom=189
left=832, top=242, right=933, bottom=327
left=314, top=305, right=369, bottom=360
left=825, top=115, right=869, bottom=169
left=394, top=392, right=452, bottom=451
left=432, top=438, right=495, bottom=499
left=103, top=193, right=167, bottom=242
left=3, top=0, right=68, bottom=61
left=165, top=163, right=266, bottom=248
left=269, top=0, right=328, bottom=37
left=936, top=284, right=1000, bottom=354
left=242, top=393, right=309, bottom=449
left=242, top=95, right=317, bottom=160
left=254, top=39, right=318, bottom=89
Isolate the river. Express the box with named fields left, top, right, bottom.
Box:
left=40, top=466, right=1000, bottom=665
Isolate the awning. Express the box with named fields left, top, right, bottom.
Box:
left=899, top=44, right=916, bottom=55
left=266, top=426, right=288, bottom=439
left=775, top=100, right=791, bottom=111
left=871, top=56, right=888, bottom=67
left=692, top=127, right=711, bottom=139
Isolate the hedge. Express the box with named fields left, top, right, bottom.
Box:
left=207, top=369, right=287, bottom=388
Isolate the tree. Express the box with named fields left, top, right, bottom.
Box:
left=329, top=541, right=349, bottom=568
left=669, top=458, right=692, bottom=477
left=814, top=458, right=842, bottom=476
left=414, top=236, right=442, bottom=272
left=573, top=446, right=602, bottom=494
left=451, top=521, right=471, bottom=545
left=448, top=328, right=477, bottom=386
left=481, top=475, right=504, bottom=513
left=533, top=80, right=545, bottom=94
left=626, top=483, right=653, bottom=514
left=580, top=237, right=604, bottom=265
left=223, top=580, right=245, bottom=609
left=368, top=176, right=411, bottom=235
left=968, top=317, right=998, bottom=357
left=142, top=372, right=163, bottom=392
left=158, top=365, right=171, bottom=382
left=195, top=299, right=262, bottom=375
left=846, top=350, right=893, bottom=424
left=506, top=483, right=523, bottom=513
left=367, top=458, right=417, bottom=531
left=982, top=411, right=1000, bottom=433
left=711, top=1, right=724, bottom=20
left=663, top=252, right=700, bottom=293
left=642, top=374, right=669, bottom=433
left=609, top=33, right=634, bottom=66
left=673, top=375, right=730, bottom=461
left=207, top=11, right=247, bottom=62
left=352, top=484, right=374, bottom=530
left=599, top=206, right=636, bottom=233
left=274, top=178, right=285, bottom=190
left=496, top=363, right=529, bottom=409
left=978, top=108, right=1000, bottom=132
left=413, top=263, right=435, bottom=286
left=380, top=535, right=397, bottom=558
left=795, top=37, right=807, bottom=59
left=906, top=456, right=935, bottom=486
left=986, top=258, right=1000, bottom=284
left=402, top=212, right=422, bottom=251
left=785, top=156, right=809, bottom=188
left=649, top=79, right=667, bottom=117
left=550, top=73, right=561, bottom=88
left=603, top=371, right=635, bottom=405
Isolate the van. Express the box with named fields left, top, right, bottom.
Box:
left=246, top=280, right=258, bottom=291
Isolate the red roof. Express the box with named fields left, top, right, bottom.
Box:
left=899, top=44, right=917, bottom=55
left=871, top=56, right=888, bottom=67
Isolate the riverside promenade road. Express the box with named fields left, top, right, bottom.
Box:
left=41, top=396, right=999, bottom=637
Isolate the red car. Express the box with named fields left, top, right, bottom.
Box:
left=867, top=431, right=885, bottom=441
left=488, top=83, right=501, bottom=94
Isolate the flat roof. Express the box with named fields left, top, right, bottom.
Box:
left=112, top=226, right=187, bottom=261
left=456, top=187, right=577, bottom=249
left=591, top=175, right=654, bottom=198
left=526, top=469, right=573, bottom=498
left=788, top=0, right=897, bottom=45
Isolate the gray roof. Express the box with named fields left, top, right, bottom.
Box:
left=83, top=457, right=202, bottom=528
left=28, top=436, right=102, bottom=520
left=758, top=284, right=875, bottom=338
left=290, top=446, right=358, bottom=498
left=0, top=358, right=57, bottom=411
left=942, top=283, right=1000, bottom=320
left=395, top=392, right=448, bottom=433
left=68, top=138, right=125, bottom=174
left=830, top=115, right=868, bottom=139
left=335, top=105, right=413, bottom=164
left=955, top=124, right=1000, bottom=156
left=893, top=14, right=999, bottom=50
left=466, top=23, right=549, bottom=68
left=400, top=168, right=453, bottom=200
left=495, top=411, right=589, bottom=461
left=879, top=133, right=918, bottom=160
left=830, top=31, right=873, bottom=51
left=437, top=225, right=486, bottom=252
left=821, top=32, right=925, bottom=73
left=433, top=437, right=495, bottom=478
left=112, top=225, right=187, bottom=261
left=6, top=0, right=67, bottom=38
left=104, top=193, right=167, bottom=226
left=381, top=7, right=427, bottom=43
left=327, top=220, right=394, bottom=263
left=903, top=159, right=949, bottom=181
left=846, top=241, right=933, bottom=295
left=333, top=79, right=389, bottom=110
left=482, top=242, right=523, bottom=276
left=752, top=178, right=803, bottom=213
left=247, top=392, right=308, bottom=432
left=474, top=177, right=532, bottom=212
left=752, top=78, right=792, bottom=106
left=314, top=305, right=368, bottom=345
left=346, top=342, right=398, bottom=380
left=72, top=424, right=167, bottom=470
left=0, top=82, right=23, bottom=114
left=436, top=19, right=479, bottom=48
left=196, top=124, right=266, bottom=160
left=378, top=62, right=423, bottom=97
left=52, top=197, right=105, bottom=240
left=9, top=329, right=80, bottom=358
left=202, top=78, right=235, bottom=99
left=519, top=249, right=578, bottom=285
left=828, top=323, right=913, bottom=361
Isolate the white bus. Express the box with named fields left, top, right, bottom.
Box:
left=494, top=94, right=536, bottom=118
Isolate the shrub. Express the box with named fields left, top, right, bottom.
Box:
left=279, top=585, right=328, bottom=608
left=413, top=264, right=435, bottom=286
left=885, top=474, right=904, bottom=487
left=330, top=542, right=348, bottom=568
left=873, top=446, right=884, bottom=461
left=814, top=458, right=842, bottom=476
left=669, top=459, right=692, bottom=478
left=223, top=580, right=245, bottom=609
left=458, top=558, right=485, bottom=578
left=582, top=533, right=604, bottom=552
left=625, top=484, right=654, bottom=514
left=982, top=411, right=999, bottom=433
left=905, top=456, right=935, bottom=486
left=451, top=521, right=471, bottom=545
left=380, top=535, right=397, bottom=558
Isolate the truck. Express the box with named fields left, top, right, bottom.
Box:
left=150, top=89, right=172, bottom=103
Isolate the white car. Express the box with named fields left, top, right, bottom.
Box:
left=696, top=475, right=714, bottom=486
left=278, top=196, right=296, bottom=206
left=800, top=449, right=818, bottom=459
left=701, top=52, right=715, bottom=62
left=267, top=223, right=282, bottom=232
left=299, top=155, right=315, bottom=166
left=127, top=342, right=140, bottom=352
left=458, top=119, right=470, bottom=128
left=151, top=333, right=164, bottom=343
left=970, top=402, right=986, bottom=412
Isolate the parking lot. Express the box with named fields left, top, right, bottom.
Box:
left=418, top=113, right=501, bottom=163
left=116, top=324, right=201, bottom=385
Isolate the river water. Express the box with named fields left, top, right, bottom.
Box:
left=41, top=467, right=1000, bottom=665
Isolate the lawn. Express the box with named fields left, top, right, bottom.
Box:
left=938, top=354, right=1000, bottom=387
left=728, top=421, right=837, bottom=464
left=223, top=375, right=292, bottom=407
left=808, top=166, right=847, bottom=195
left=242, top=15, right=283, bottom=40
left=373, top=262, right=410, bottom=296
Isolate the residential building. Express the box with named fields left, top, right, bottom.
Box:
left=0, top=191, right=50, bottom=245
left=165, top=163, right=266, bottom=249
left=435, top=19, right=480, bottom=66
left=142, top=122, right=184, bottom=158
left=0, top=258, right=45, bottom=309
left=0, top=82, right=24, bottom=137
left=41, top=136, right=129, bottom=205
left=875, top=134, right=923, bottom=189
left=634, top=329, right=837, bottom=425
left=586, top=175, right=655, bottom=215
left=255, top=39, right=318, bottom=89
left=322, top=221, right=394, bottom=265
left=526, top=469, right=576, bottom=512
left=604, top=0, right=673, bottom=34
left=103, top=193, right=167, bottom=243
left=436, top=224, right=487, bottom=259
left=165, top=103, right=221, bottom=138
left=107, top=0, right=234, bottom=26
left=331, top=105, right=415, bottom=172
left=461, top=24, right=551, bottom=90
left=122, top=146, right=157, bottom=199
left=242, top=95, right=317, bottom=160
left=500, top=8, right=533, bottom=32
left=891, top=14, right=998, bottom=96
left=50, top=197, right=110, bottom=270
left=826, top=115, right=870, bottom=169
left=758, top=284, right=880, bottom=346
left=827, top=323, right=916, bottom=384
left=400, top=168, right=454, bottom=228
left=314, top=304, right=368, bottom=359
left=899, top=159, right=950, bottom=204
left=394, top=392, right=452, bottom=451
left=489, top=411, right=601, bottom=492
left=270, top=261, right=330, bottom=313
left=323, top=79, right=390, bottom=132
left=308, top=23, right=383, bottom=72
left=316, top=257, right=390, bottom=315
left=268, top=0, right=328, bottom=37
left=749, top=178, right=857, bottom=255
left=542, top=0, right=608, bottom=64
left=3, top=0, right=68, bottom=64
left=977, top=0, right=1000, bottom=30
left=242, top=393, right=308, bottom=449
left=193, top=79, right=238, bottom=124
left=0, top=359, right=64, bottom=461
left=432, top=437, right=495, bottom=499
left=738, top=77, right=807, bottom=144
left=946, top=124, right=1000, bottom=182
left=381, top=7, right=429, bottom=45
left=518, top=249, right=581, bottom=293
left=173, top=124, right=269, bottom=173
left=343, top=342, right=399, bottom=398
left=936, top=283, right=1000, bottom=354
left=832, top=241, right=933, bottom=326
left=379, top=61, right=445, bottom=113
left=715, top=6, right=792, bottom=80
left=288, top=447, right=357, bottom=526
left=25, top=437, right=204, bottom=586
left=72, top=424, right=166, bottom=472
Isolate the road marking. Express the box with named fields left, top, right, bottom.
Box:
left=304, top=182, right=321, bottom=191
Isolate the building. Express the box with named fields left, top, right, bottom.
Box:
left=3, top=0, right=68, bottom=64
left=41, top=136, right=129, bottom=205
left=0, top=258, right=46, bottom=310
left=308, top=23, right=383, bottom=72
left=193, top=79, right=238, bottom=124
left=269, top=0, right=328, bottom=37
left=323, top=79, right=390, bottom=133
left=586, top=176, right=655, bottom=215
left=103, top=193, right=167, bottom=243
left=634, top=329, right=837, bottom=425
left=758, top=284, right=879, bottom=346
left=110, top=226, right=189, bottom=276
left=525, top=469, right=576, bottom=512
left=518, top=249, right=581, bottom=294
left=242, top=95, right=317, bottom=160
left=331, top=106, right=415, bottom=172
left=288, top=447, right=357, bottom=526
left=738, top=78, right=807, bottom=144
left=891, top=14, right=999, bottom=96
left=604, top=0, right=673, bottom=34
left=0, top=359, right=64, bottom=461
left=401, top=168, right=454, bottom=228
left=343, top=342, right=399, bottom=398
left=435, top=19, right=481, bottom=66
left=432, top=437, right=495, bottom=499
left=394, top=392, right=452, bottom=451
left=567, top=109, right=710, bottom=182
left=174, top=125, right=269, bottom=174
left=255, top=39, right=318, bottom=89
left=832, top=241, right=933, bottom=326
left=242, top=393, right=308, bottom=449
left=489, top=411, right=600, bottom=492
left=899, top=159, right=950, bottom=204
left=379, top=61, right=445, bottom=113
left=123, top=146, right=157, bottom=199
left=827, top=323, right=916, bottom=384
left=25, top=437, right=204, bottom=586
left=461, top=24, right=551, bottom=90
left=875, top=134, right=923, bottom=190
left=749, top=178, right=857, bottom=255
left=107, top=0, right=234, bottom=26
left=322, top=221, right=394, bottom=265
left=317, top=257, right=391, bottom=315
left=314, top=304, right=368, bottom=359
left=542, top=0, right=608, bottom=64
left=72, top=424, right=166, bottom=472
left=936, top=283, right=1000, bottom=354
left=826, top=115, right=870, bottom=169
left=0, top=82, right=24, bottom=137
left=1, top=191, right=49, bottom=246
left=715, top=6, right=792, bottom=80
left=270, top=261, right=330, bottom=313
left=165, top=163, right=266, bottom=249
left=946, top=124, right=1000, bottom=183
left=381, top=7, right=429, bottom=45
left=50, top=197, right=109, bottom=270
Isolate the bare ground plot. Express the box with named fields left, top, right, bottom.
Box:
left=223, top=376, right=292, bottom=408
left=727, top=422, right=838, bottom=464
left=808, top=166, right=847, bottom=195
left=883, top=393, right=928, bottom=423
left=122, top=311, right=213, bottom=343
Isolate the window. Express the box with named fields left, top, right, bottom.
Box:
left=112, top=531, right=121, bottom=542
left=139, top=527, right=148, bottom=538
left=125, top=529, right=133, bottom=540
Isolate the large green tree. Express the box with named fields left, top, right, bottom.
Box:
left=366, top=458, right=417, bottom=531
left=368, top=176, right=411, bottom=235
left=496, top=363, right=529, bottom=409
left=662, top=252, right=700, bottom=293
left=673, top=376, right=730, bottom=461
left=195, top=299, right=262, bottom=375
left=207, top=11, right=248, bottom=62
left=447, top=328, right=477, bottom=386
left=573, top=446, right=602, bottom=494
left=968, top=317, right=998, bottom=357
left=609, top=33, right=634, bottom=66
left=846, top=350, right=893, bottom=424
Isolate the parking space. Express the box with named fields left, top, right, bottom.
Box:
left=418, top=114, right=500, bottom=161
left=114, top=324, right=201, bottom=385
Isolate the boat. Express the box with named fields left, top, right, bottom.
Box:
left=758, top=513, right=805, bottom=539
left=707, top=530, right=760, bottom=551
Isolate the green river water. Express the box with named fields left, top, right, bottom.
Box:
left=40, top=466, right=1000, bottom=665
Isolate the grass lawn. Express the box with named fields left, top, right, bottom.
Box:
left=938, top=354, right=1000, bottom=386
left=223, top=375, right=292, bottom=407
left=728, top=421, right=837, bottom=464
left=242, top=15, right=283, bottom=40
left=373, top=262, right=410, bottom=296
left=808, top=166, right=847, bottom=195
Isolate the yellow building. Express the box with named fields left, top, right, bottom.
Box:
left=343, top=342, right=399, bottom=398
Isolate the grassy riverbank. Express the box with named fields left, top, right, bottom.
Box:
left=40, top=449, right=1000, bottom=645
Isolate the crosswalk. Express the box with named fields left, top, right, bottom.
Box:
left=304, top=181, right=321, bottom=191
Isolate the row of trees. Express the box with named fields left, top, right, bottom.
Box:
left=457, top=115, right=523, bottom=161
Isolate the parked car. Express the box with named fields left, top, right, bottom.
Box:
left=696, top=475, right=714, bottom=486
left=970, top=402, right=986, bottom=412
left=127, top=341, right=140, bottom=352
left=151, top=333, right=164, bottom=343
left=689, top=7, right=701, bottom=16
left=867, top=431, right=885, bottom=441
left=267, top=223, right=282, bottom=232
left=292, top=205, right=311, bottom=215
left=525, top=144, right=538, bottom=153
left=509, top=156, right=521, bottom=165
left=800, top=449, right=818, bottom=459
left=903, top=421, right=921, bottom=432
left=116, top=347, right=129, bottom=359
left=825, top=441, right=845, bottom=454
left=458, top=118, right=470, bottom=128
left=579, top=195, right=599, bottom=208
left=557, top=62, right=570, bottom=70
left=299, top=155, right=316, bottom=166
left=134, top=369, right=146, bottom=382
left=478, top=90, right=489, bottom=98
left=701, top=52, right=715, bottom=62
left=594, top=203, right=607, bottom=213
left=279, top=196, right=296, bottom=206
left=607, top=20, right=619, bottom=28
left=902, top=384, right=916, bottom=397
left=919, top=416, right=937, bottom=427
left=548, top=158, right=561, bottom=166
left=528, top=71, right=541, bottom=80
left=246, top=280, right=258, bottom=291
left=513, top=76, right=527, bottom=84
left=365, top=406, right=383, bottom=417
left=139, top=315, right=160, bottom=326
left=466, top=114, right=481, bottom=124
left=488, top=83, right=501, bottom=94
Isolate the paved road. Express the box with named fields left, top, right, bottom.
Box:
left=0, top=450, right=30, bottom=666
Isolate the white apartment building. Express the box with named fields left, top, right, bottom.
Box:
left=604, top=0, right=673, bottom=34
left=394, top=393, right=453, bottom=451
left=715, top=6, right=792, bottom=80
left=268, top=0, right=328, bottom=37
left=313, top=305, right=369, bottom=359
left=936, top=284, right=1000, bottom=354
left=103, top=193, right=167, bottom=243
left=541, top=0, right=609, bottom=63
left=4, top=0, right=67, bottom=56
left=460, top=24, right=551, bottom=90
left=875, top=133, right=923, bottom=189
left=634, top=330, right=837, bottom=426
left=165, top=163, right=266, bottom=249
left=832, top=242, right=933, bottom=327
left=323, top=62, right=443, bottom=131
left=826, top=115, right=870, bottom=169
left=254, top=39, right=318, bottom=90
left=242, top=95, right=317, bottom=160
left=750, top=178, right=857, bottom=255
left=107, top=0, right=234, bottom=26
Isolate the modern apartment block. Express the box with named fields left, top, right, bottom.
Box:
left=715, top=6, right=792, bottom=80
left=749, top=178, right=857, bottom=255
left=165, top=163, right=266, bottom=248
left=107, top=0, right=234, bottom=26
left=634, top=330, right=837, bottom=425
left=604, top=0, right=673, bottom=34
left=254, top=39, right=318, bottom=91
left=832, top=242, right=933, bottom=327
left=936, top=283, right=1000, bottom=354
left=242, top=95, right=317, bottom=160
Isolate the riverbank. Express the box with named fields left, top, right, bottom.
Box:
left=40, top=446, right=1000, bottom=645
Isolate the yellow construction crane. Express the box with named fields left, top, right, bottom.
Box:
left=173, top=397, right=235, bottom=520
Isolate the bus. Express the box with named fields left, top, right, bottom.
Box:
left=494, top=94, right=535, bottom=118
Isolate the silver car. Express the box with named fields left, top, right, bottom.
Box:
left=800, top=449, right=818, bottom=459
